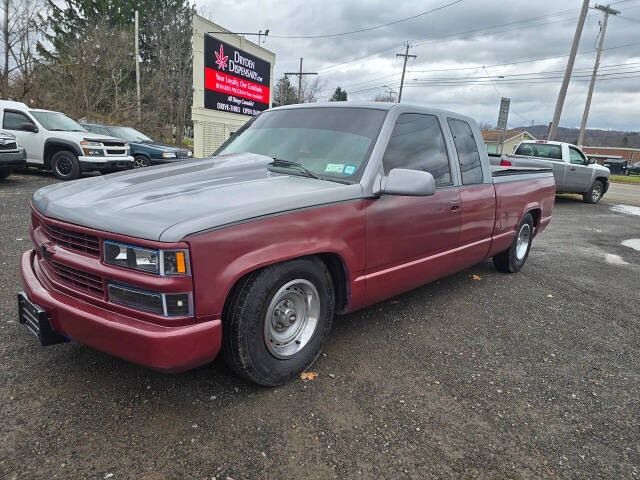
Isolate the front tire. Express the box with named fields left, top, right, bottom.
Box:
left=133, top=155, right=150, bottom=168
left=493, top=213, right=534, bottom=273
left=51, top=151, right=80, bottom=180
left=0, top=167, right=11, bottom=180
left=583, top=180, right=603, bottom=204
left=222, top=257, right=335, bottom=386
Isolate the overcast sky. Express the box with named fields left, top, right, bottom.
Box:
left=196, top=0, right=640, bottom=131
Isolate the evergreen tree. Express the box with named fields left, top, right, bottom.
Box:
left=328, top=86, right=347, bottom=102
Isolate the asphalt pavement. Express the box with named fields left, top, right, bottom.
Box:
left=1, top=171, right=639, bottom=479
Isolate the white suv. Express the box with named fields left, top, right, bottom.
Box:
left=0, top=100, right=133, bottom=180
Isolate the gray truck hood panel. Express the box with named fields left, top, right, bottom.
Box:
left=32, top=154, right=362, bottom=242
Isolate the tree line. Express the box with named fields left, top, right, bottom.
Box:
left=1, top=0, right=193, bottom=145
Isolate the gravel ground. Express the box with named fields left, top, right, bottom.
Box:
left=1, top=170, right=639, bottom=479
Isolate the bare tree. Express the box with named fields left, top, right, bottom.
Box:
left=34, top=19, right=136, bottom=121
left=371, top=92, right=395, bottom=102
left=0, top=0, right=45, bottom=99
left=300, top=76, right=325, bottom=103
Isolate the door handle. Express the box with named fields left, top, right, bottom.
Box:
left=570, top=167, right=576, bottom=171
left=450, top=205, right=461, bottom=212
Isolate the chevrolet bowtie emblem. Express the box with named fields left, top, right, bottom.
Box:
left=38, top=243, right=53, bottom=260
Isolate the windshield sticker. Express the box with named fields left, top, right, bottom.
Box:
left=325, top=163, right=345, bottom=173
left=343, top=165, right=356, bottom=175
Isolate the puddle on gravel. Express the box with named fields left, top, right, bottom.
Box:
left=621, top=239, right=640, bottom=252
left=605, top=254, right=629, bottom=265
left=610, top=205, right=640, bottom=217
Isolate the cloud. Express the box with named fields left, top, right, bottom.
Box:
left=196, top=0, right=639, bottom=130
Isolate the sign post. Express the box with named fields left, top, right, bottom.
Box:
left=496, top=97, right=510, bottom=155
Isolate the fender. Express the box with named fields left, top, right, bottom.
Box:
left=44, top=138, right=83, bottom=159
left=186, top=200, right=367, bottom=318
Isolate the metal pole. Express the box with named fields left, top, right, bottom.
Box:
left=3, top=0, right=8, bottom=97
left=298, top=57, right=303, bottom=103
left=578, top=5, right=619, bottom=146
left=135, top=10, right=141, bottom=122
left=547, top=0, right=590, bottom=140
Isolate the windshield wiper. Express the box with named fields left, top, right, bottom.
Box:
left=269, top=158, right=320, bottom=180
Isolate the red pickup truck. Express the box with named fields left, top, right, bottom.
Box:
left=18, top=103, right=555, bottom=385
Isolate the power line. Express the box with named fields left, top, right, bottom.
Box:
left=267, top=0, right=464, bottom=39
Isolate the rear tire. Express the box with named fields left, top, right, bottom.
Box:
left=222, top=257, right=334, bottom=386
left=493, top=213, right=534, bottom=273
left=0, top=167, right=11, bottom=180
left=51, top=151, right=80, bottom=181
left=583, top=180, right=603, bottom=204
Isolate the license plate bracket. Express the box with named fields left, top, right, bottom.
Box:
left=17, top=292, right=69, bottom=346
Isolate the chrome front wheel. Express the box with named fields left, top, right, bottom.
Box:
left=264, top=279, right=320, bottom=359
left=515, top=223, right=531, bottom=261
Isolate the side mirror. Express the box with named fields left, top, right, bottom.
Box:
left=374, top=168, right=436, bottom=197
left=20, top=122, right=38, bottom=133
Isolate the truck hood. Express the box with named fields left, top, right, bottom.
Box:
left=32, top=153, right=363, bottom=242
left=48, top=130, right=124, bottom=144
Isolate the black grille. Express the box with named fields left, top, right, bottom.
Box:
left=0, top=141, right=17, bottom=150
left=41, top=222, right=100, bottom=257
left=101, top=141, right=126, bottom=147
left=106, top=149, right=126, bottom=155
left=49, top=261, right=104, bottom=295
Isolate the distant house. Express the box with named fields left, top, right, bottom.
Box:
left=582, top=146, right=640, bottom=165
left=482, top=129, right=536, bottom=154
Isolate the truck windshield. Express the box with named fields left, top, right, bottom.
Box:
left=109, top=126, right=152, bottom=142
left=30, top=111, right=86, bottom=132
left=215, top=107, right=387, bottom=181
left=514, top=143, right=562, bottom=160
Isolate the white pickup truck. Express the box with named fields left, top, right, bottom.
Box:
left=0, top=101, right=133, bottom=180
left=490, top=140, right=610, bottom=204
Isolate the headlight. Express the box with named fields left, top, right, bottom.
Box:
left=83, top=148, right=103, bottom=156
left=103, top=241, right=189, bottom=275
left=81, top=140, right=102, bottom=146
left=104, top=241, right=159, bottom=273
left=187, top=151, right=193, bottom=157
left=162, top=152, right=177, bottom=159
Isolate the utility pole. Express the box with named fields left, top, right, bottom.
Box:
left=284, top=58, right=317, bottom=104
left=577, top=4, right=619, bottom=146
left=547, top=0, right=590, bottom=140
left=135, top=10, right=141, bottom=122
left=396, top=43, right=416, bottom=103
left=3, top=0, right=9, bottom=97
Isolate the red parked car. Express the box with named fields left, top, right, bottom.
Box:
left=18, top=103, right=555, bottom=385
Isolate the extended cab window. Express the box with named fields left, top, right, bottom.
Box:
left=381, top=113, right=452, bottom=186
left=448, top=118, right=483, bottom=185
left=3, top=110, right=35, bottom=131
left=569, top=147, right=586, bottom=165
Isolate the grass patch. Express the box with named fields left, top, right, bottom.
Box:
left=610, top=175, right=640, bottom=184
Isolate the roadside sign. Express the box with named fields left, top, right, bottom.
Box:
left=497, top=97, right=510, bottom=155
left=204, top=35, right=271, bottom=116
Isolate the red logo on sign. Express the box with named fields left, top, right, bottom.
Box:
left=215, top=45, right=228, bottom=70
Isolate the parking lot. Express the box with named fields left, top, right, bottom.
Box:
left=1, top=171, right=639, bottom=479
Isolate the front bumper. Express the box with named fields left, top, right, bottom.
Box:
left=0, top=149, right=27, bottom=169
left=150, top=156, right=192, bottom=165
left=78, top=155, right=134, bottom=171
left=20, top=249, right=222, bottom=372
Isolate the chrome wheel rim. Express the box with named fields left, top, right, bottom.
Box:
left=264, top=279, right=320, bottom=359
left=515, top=223, right=531, bottom=260
left=133, top=157, right=148, bottom=168
left=55, top=157, right=72, bottom=176
left=592, top=184, right=602, bottom=202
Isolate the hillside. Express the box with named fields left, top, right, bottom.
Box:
left=512, top=125, right=640, bottom=148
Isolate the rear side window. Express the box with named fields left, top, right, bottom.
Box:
left=447, top=118, right=483, bottom=185
left=3, top=110, right=34, bottom=130
left=381, top=113, right=452, bottom=186
left=514, top=143, right=562, bottom=160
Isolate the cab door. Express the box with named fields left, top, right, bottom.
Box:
left=365, top=113, right=461, bottom=305
left=2, top=109, right=43, bottom=164
left=567, top=146, right=593, bottom=192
